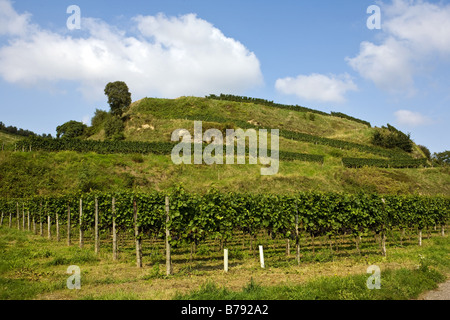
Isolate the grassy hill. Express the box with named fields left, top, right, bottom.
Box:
left=0, top=130, right=22, bottom=146
left=1, top=95, right=449, bottom=198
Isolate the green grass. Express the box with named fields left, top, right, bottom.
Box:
left=0, top=223, right=448, bottom=300
left=175, top=236, right=450, bottom=300
left=174, top=267, right=446, bottom=300
left=0, top=131, right=21, bottom=146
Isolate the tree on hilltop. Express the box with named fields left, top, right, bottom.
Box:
left=104, top=81, right=132, bottom=117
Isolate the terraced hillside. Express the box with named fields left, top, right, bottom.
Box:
left=1, top=95, right=450, bottom=198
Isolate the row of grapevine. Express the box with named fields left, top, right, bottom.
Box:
left=15, top=136, right=175, bottom=155
left=14, top=136, right=324, bottom=164
left=1, top=189, right=448, bottom=249
left=182, top=114, right=406, bottom=159
left=342, top=157, right=428, bottom=168
left=206, top=94, right=330, bottom=116
left=207, top=95, right=373, bottom=127
left=330, top=112, right=371, bottom=128
left=13, top=127, right=414, bottom=163
left=278, top=129, right=412, bottom=160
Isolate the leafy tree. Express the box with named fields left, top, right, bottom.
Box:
left=104, top=81, right=132, bottom=117
left=432, top=151, right=450, bottom=166
left=56, top=120, right=87, bottom=139
left=371, top=124, right=413, bottom=153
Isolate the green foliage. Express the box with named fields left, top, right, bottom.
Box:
left=56, top=120, right=87, bottom=139
left=206, top=94, right=374, bottom=128
left=104, top=116, right=125, bottom=140
left=279, top=129, right=412, bottom=159
left=342, top=157, right=428, bottom=168
left=104, top=81, right=132, bottom=117
left=0, top=121, right=40, bottom=137
left=432, top=150, right=450, bottom=166
left=15, top=136, right=323, bottom=164
left=91, top=109, right=110, bottom=127
left=372, top=124, right=413, bottom=153
left=418, top=145, right=431, bottom=160
left=206, top=94, right=330, bottom=116
left=330, top=112, right=371, bottom=127
left=2, top=190, right=448, bottom=249
left=16, top=136, right=175, bottom=155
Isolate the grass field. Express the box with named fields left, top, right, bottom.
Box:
left=0, top=221, right=448, bottom=300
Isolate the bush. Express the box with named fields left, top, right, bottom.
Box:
left=56, top=121, right=87, bottom=139
left=91, top=109, right=110, bottom=128
left=104, top=116, right=124, bottom=140
left=371, top=124, right=413, bottom=153
left=418, top=145, right=431, bottom=160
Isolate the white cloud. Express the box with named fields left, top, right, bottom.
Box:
left=0, top=1, right=263, bottom=101
left=346, top=38, right=414, bottom=94
left=275, top=73, right=357, bottom=103
left=347, top=0, right=450, bottom=94
left=384, top=0, right=450, bottom=55
left=394, top=109, right=432, bottom=127
left=0, top=0, right=33, bottom=36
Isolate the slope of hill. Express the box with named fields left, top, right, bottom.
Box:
left=0, top=131, right=22, bottom=146
left=1, top=95, right=449, bottom=198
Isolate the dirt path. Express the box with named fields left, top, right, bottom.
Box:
left=418, top=279, right=450, bottom=300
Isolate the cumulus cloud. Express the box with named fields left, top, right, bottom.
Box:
left=0, top=0, right=33, bottom=36
left=0, top=0, right=263, bottom=101
left=347, top=38, right=414, bottom=94
left=394, top=109, right=432, bottom=127
left=275, top=73, right=357, bottom=103
left=347, top=0, right=450, bottom=94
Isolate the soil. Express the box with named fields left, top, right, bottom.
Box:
left=418, top=279, right=450, bottom=300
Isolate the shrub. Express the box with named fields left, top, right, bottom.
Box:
left=104, top=116, right=124, bottom=140
left=56, top=121, right=87, bottom=139
left=371, top=124, right=413, bottom=153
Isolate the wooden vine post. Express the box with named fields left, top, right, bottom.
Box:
left=79, top=199, right=84, bottom=249
left=295, top=214, right=300, bottom=266
left=16, top=202, right=19, bottom=230
left=56, top=213, right=60, bottom=241
left=67, top=205, right=71, bottom=246
left=224, top=248, right=229, bottom=272
left=134, top=198, right=142, bottom=268
left=112, top=197, right=118, bottom=260
left=32, top=214, right=36, bottom=234
left=39, top=203, right=43, bottom=236
left=47, top=214, right=51, bottom=240
left=381, top=198, right=387, bottom=257
left=94, top=197, right=99, bottom=255
left=22, top=203, right=25, bottom=230
left=165, top=196, right=173, bottom=275
left=295, top=201, right=300, bottom=266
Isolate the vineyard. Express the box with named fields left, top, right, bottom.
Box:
left=342, top=157, right=428, bottom=169
left=1, top=188, right=448, bottom=273
left=13, top=136, right=325, bottom=164
left=14, top=136, right=429, bottom=168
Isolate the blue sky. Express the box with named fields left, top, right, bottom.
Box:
left=0, top=0, right=449, bottom=153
